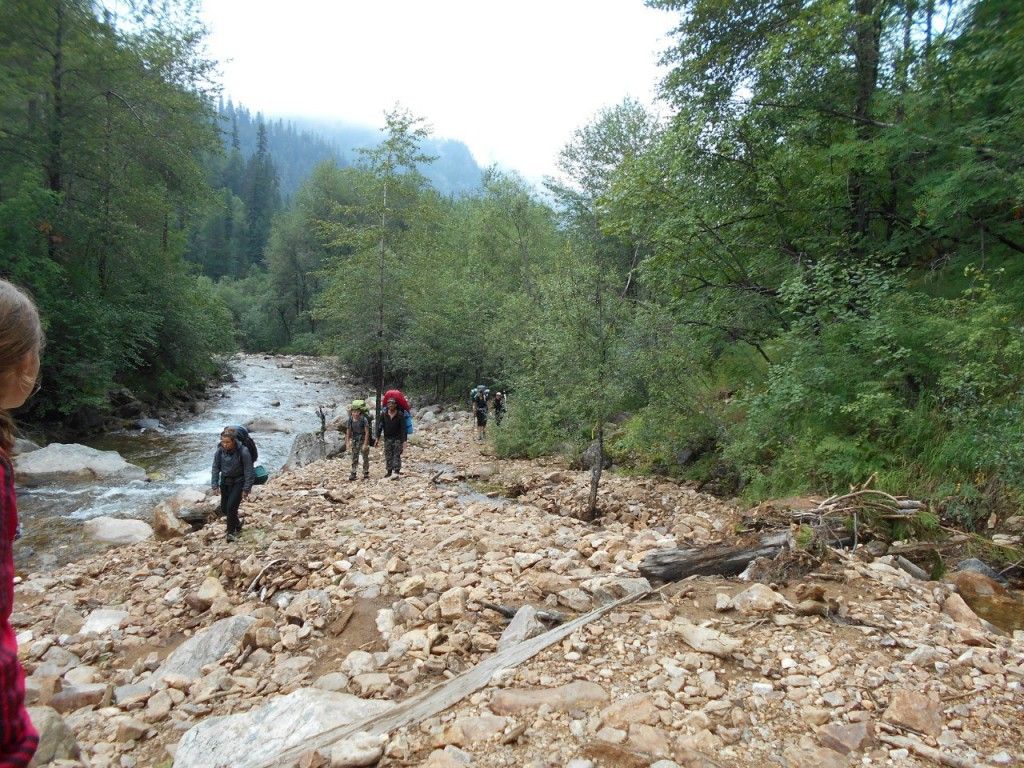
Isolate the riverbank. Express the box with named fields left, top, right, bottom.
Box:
left=15, top=354, right=358, bottom=573
left=12, top=412, right=1024, bottom=768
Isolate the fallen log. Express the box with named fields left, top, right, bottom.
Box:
left=640, top=531, right=791, bottom=583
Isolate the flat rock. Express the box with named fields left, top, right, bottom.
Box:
left=173, top=688, right=394, bottom=768
left=489, top=681, right=607, bottom=714
left=82, top=516, right=154, bottom=545
left=48, top=683, right=107, bottom=713
left=672, top=619, right=742, bottom=658
left=883, top=691, right=943, bottom=738
left=816, top=720, right=874, bottom=754
left=15, top=443, right=147, bottom=486
left=156, top=615, right=256, bottom=682
left=80, top=608, right=129, bottom=636
left=329, top=731, right=387, bottom=767
left=443, top=715, right=508, bottom=746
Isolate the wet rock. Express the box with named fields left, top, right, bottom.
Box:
left=954, top=558, right=1008, bottom=584
left=82, top=516, right=154, bottom=545
left=15, top=443, right=147, bottom=486
left=245, top=417, right=293, bottom=433
left=173, top=688, right=394, bottom=768
left=489, top=681, right=607, bottom=714
left=155, top=615, right=256, bottom=682
left=497, top=605, right=545, bottom=651
left=883, top=691, right=943, bottom=738
left=27, top=706, right=80, bottom=764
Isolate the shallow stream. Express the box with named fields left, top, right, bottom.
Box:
left=16, top=355, right=358, bottom=572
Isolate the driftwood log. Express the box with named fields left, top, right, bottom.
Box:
left=639, top=531, right=791, bottom=583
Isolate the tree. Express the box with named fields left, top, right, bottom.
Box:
left=319, top=106, right=435, bottom=416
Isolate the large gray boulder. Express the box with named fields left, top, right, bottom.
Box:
left=155, top=616, right=256, bottom=682
left=244, top=417, right=293, bottom=433
left=15, top=443, right=146, bottom=486
left=173, top=688, right=395, bottom=768
left=83, top=516, right=154, bottom=545
left=283, top=431, right=343, bottom=471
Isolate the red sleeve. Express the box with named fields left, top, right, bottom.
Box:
left=0, top=456, right=38, bottom=767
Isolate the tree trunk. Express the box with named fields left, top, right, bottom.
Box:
left=849, top=0, right=883, bottom=252
left=639, top=531, right=792, bottom=582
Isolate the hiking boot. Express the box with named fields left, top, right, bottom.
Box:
left=384, top=471, right=392, bottom=478
left=362, top=473, right=370, bottom=480
left=348, top=473, right=356, bottom=481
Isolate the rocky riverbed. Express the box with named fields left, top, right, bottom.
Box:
left=12, top=411, right=1024, bottom=767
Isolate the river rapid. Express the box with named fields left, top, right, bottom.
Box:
left=16, top=355, right=359, bottom=573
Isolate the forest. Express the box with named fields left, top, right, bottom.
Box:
left=2, top=0, right=1022, bottom=525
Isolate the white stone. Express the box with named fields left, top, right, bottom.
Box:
left=83, top=517, right=154, bottom=545
left=156, top=616, right=256, bottom=682
left=80, top=609, right=129, bottom=636
left=173, top=689, right=394, bottom=768
left=15, top=443, right=147, bottom=486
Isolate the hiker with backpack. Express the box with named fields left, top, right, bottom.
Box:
left=376, top=397, right=407, bottom=479
left=211, top=426, right=254, bottom=541
left=493, top=391, right=507, bottom=426
left=345, top=400, right=372, bottom=481
left=472, top=386, right=489, bottom=441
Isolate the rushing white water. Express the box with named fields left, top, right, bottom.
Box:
left=16, top=355, right=360, bottom=572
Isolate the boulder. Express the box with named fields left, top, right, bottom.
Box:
left=155, top=616, right=256, bottom=682
left=245, top=417, right=293, bottom=433
left=82, top=517, right=153, bottom=545
left=152, top=502, right=191, bottom=539
left=12, top=437, right=41, bottom=456
left=284, top=432, right=343, bottom=471
left=27, top=706, right=79, bottom=765
left=172, top=688, right=394, bottom=768
left=14, top=443, right=146, bottom=486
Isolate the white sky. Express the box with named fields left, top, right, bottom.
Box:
left=197, top=0, right=675, bottom=181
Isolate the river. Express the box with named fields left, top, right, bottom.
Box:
left=15, top=355, right=359, bottom=573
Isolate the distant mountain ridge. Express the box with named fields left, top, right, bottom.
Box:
left=220, top=101, right=484, bottom=197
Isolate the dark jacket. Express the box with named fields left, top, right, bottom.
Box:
left=377, top=410, right=407, bottom=441
left=212, top=445, right=254, bottom=492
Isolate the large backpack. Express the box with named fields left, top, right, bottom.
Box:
left=232, top=425, right=259, bottom=463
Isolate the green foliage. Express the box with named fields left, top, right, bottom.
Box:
left=0, top=0, right=236, bottom=426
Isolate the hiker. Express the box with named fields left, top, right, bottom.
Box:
left=376, top=397, right=407, bottom=479
left=211, top=426, right=254, bottom=541
left=345, top=400, right=371, bottom=481
left=472, top=386, right=489, bottom=441
left=0, top=279, right=42, bottom=766
left=493, top=391, right=507, bottom=426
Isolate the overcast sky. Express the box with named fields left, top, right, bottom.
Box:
left=197, top=1, right=676, bottom=181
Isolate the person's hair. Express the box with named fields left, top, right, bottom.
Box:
left=0, top=280, right=44, bottom=457
left=220, top=427, right=238, bottom=446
